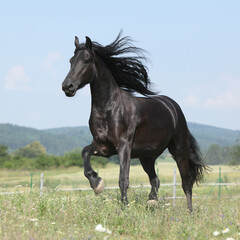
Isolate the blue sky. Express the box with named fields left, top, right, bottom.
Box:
left=0, top=1, right=240, bottom=130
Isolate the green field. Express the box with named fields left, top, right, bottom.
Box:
left=0, top=162, right=240, bottom=239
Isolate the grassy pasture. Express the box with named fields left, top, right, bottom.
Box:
left=0, top=161, right=240, bottom=239
left=0, top=189, right=239, bottom=239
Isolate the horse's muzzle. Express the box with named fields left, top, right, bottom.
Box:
left=62, top=83, right=76, bottom=97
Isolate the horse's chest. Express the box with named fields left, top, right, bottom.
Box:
left=94, top=125, right=109, bottom=142
left=90, top=116, right=112, bottom=143
left=90, top=106, right=131, bottom=144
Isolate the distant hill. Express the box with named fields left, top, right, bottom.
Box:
left=188, top=122, right=239, bottom=149
left=0, top=123, right=239, bottom=155
left=0, top=124, right=91, bottom=155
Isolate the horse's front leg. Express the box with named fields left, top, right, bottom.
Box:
left=82, top=144, right=104, bottom=194
left=118, top=141, right=131, bottom=204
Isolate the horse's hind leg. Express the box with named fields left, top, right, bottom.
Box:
left=177, top=160, right=193, bottom=211
left=168, top=142, right=193, bottom=211
left=82, top=144, right=104, bottom=194
left=139, top=157, right=160, bottom=204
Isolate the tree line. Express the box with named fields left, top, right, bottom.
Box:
left=0, top=141, right=107, bottom=170
left=0, top=140, right=239, bottom=170
left=203, top=141, right=240, bottom=165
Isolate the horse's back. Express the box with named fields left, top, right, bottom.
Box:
left=136, top=95, right=187, bottom=129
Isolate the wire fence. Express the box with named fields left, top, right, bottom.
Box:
left=1, top=167, right=240, bottom=203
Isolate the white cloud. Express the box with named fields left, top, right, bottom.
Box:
left=4, top=65, right=30, bottom=91
left=204, top=75, right=240, bottom=110
left=183, top=75, right=240, bottom=110
left=205, top=92, right=240, bottom=110
left=184, top=94, right=201, bottom=106
left=43, top=51, right=62, bottom=77
left=184, top=93, right=240, bottom=110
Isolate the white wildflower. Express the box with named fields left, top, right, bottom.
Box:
left=29, top=218, right=38, bottom=222
left=226, top=237, right=234, bottom=240
left=96, top=224, right=105, bottom=232
left=95, top=224, right=112, bottom=234
left=222, top=228, right=230, bottom=234
left=51, top=222, right=56, bottom=225
left=213, top=231, right=220, bottom=236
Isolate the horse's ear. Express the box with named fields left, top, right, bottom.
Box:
left=85, top=36, right=92, bottom=51
left=75, top=36, right=80, bottom=49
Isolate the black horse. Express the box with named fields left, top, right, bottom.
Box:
left=62, top=33, right=207, bottom=211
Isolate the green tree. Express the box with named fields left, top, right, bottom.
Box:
left=35, top=155, right=61, bottom=169
left=0, top=145, right=10, bottom=165
left=14, top=141, right=47, bottom=158
left=229, top=141, right=240, bottom=165
left=204, top=144, right=222, bottom=165
left=0, top=145, right=10, bottom=158
left=62, top=152, right=84, bottom=168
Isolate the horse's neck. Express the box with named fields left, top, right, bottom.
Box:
left=90, top=65, right=121, bottom=112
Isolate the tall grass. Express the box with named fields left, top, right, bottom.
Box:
left=0, top=188, right=239, bottom=240
left=0, top=163, right=239, bottom=239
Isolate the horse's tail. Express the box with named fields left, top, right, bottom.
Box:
left=188, top=131, right=208, bottom=185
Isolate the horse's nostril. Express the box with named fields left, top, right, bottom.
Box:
left=68, top=83, right=74, bottom=90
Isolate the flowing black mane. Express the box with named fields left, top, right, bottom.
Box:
left=91, top=33, right=157, bottom=96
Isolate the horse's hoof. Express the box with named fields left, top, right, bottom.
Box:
left=93, top=179, right=104, bottom=195
left=147, top=199, right=158, bottom=206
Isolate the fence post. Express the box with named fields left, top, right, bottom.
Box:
left=40, top=172, right=44, bottom=196
left=206, top=166, right=231, bottom=200
left=30, top=173, right=33, bottom=189
left=173, top=168, right=176, bottom=207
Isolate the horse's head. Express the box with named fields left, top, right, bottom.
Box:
left=62, top=36, right=95, bottom=97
